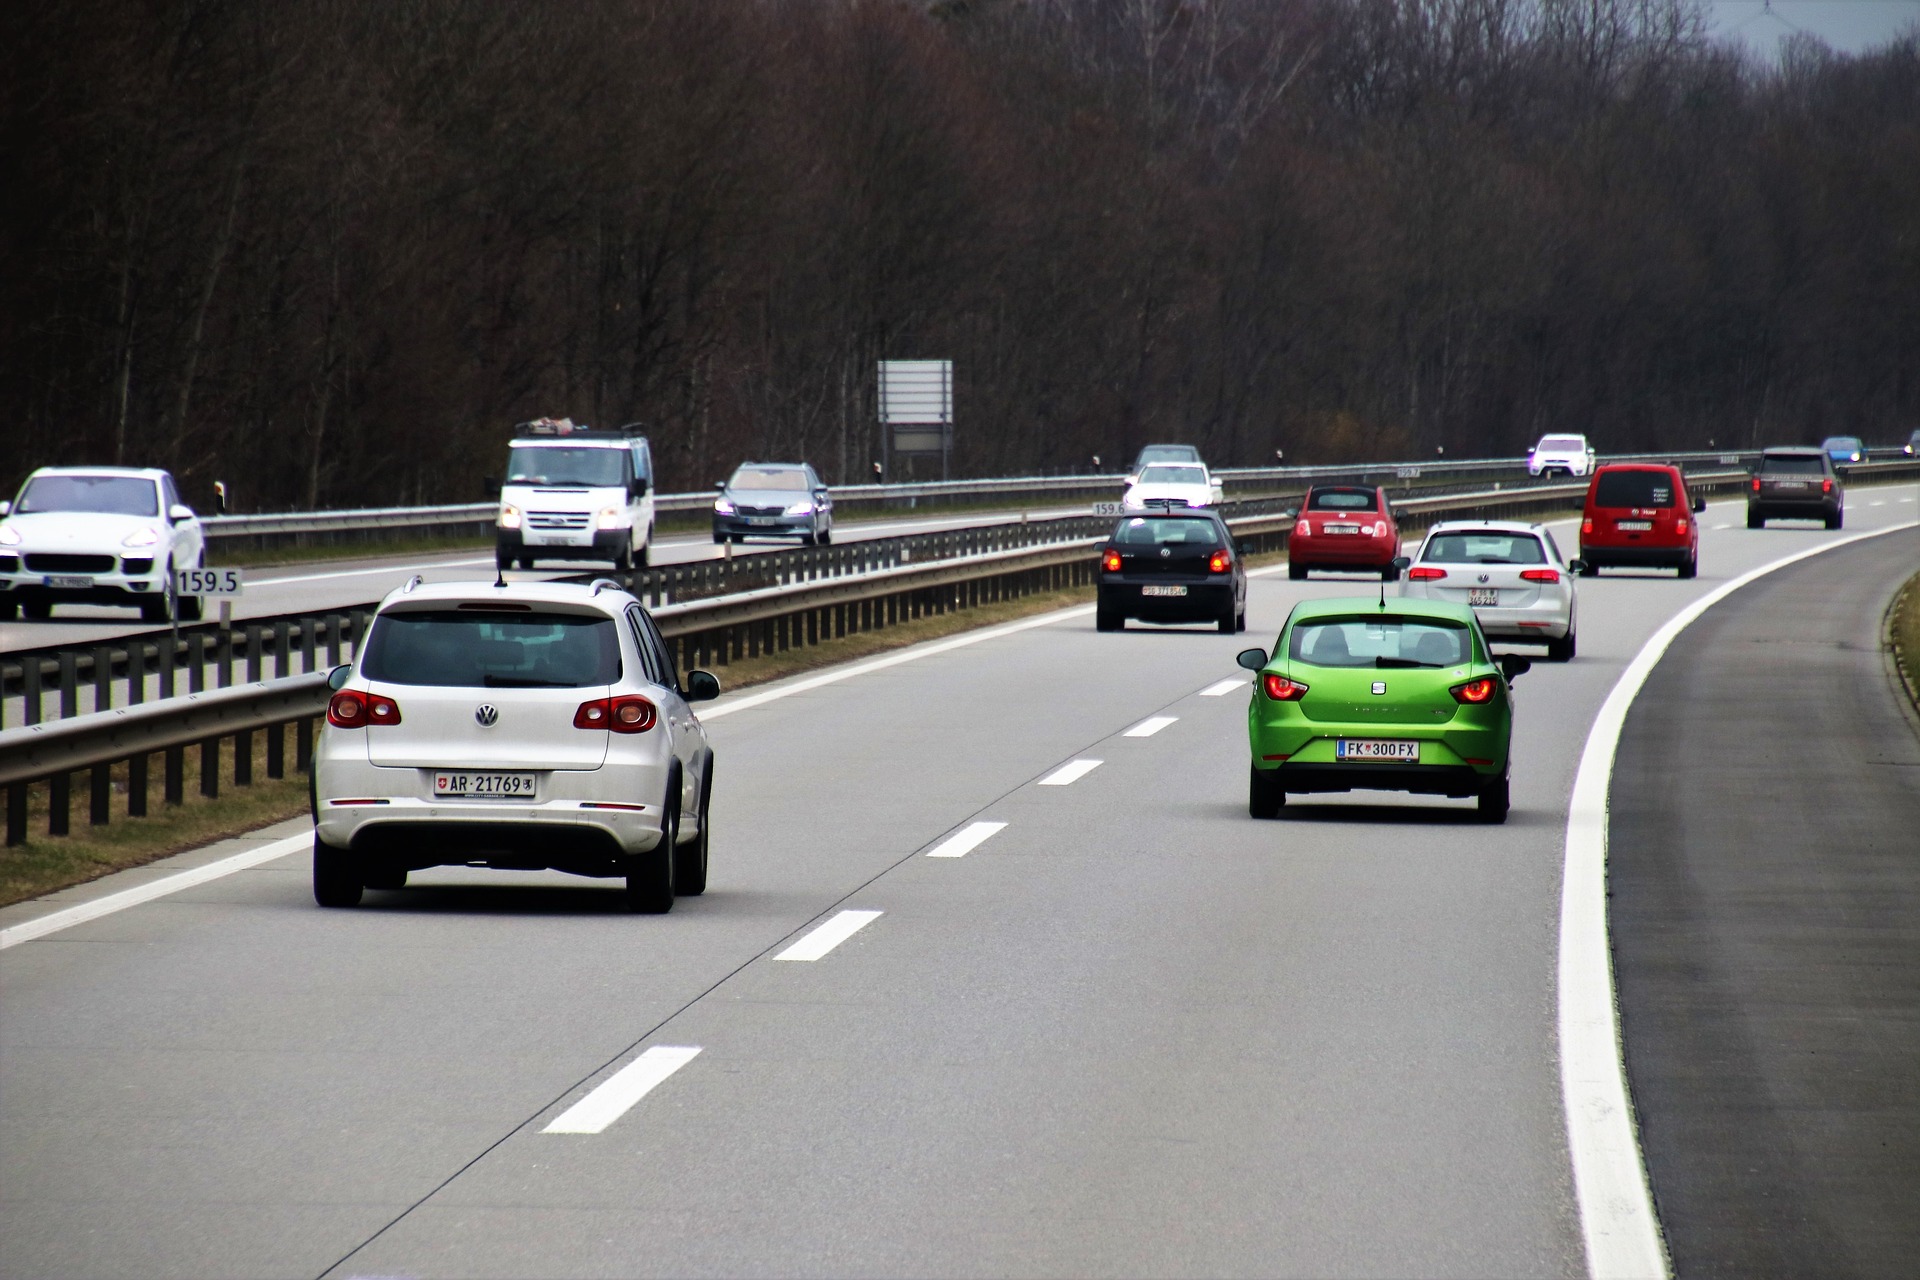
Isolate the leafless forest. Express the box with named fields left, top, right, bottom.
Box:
left=3, top=0, right=1916, bottom=508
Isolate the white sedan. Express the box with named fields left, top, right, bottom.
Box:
left=1527, top=434, right=1596, bottom=477
left=1122, top=462, right=1222, bottom=511
left=0, top=467, right=206, bottom=623
left=1398, top=520, right=1580, bottom=661
left=311, top=578, right=720, bottom=912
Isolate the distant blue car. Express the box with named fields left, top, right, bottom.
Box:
left=1821, top=435, right=1864, bottom=470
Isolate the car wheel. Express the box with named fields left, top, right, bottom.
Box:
left=1235, top=608, right=1247, bottom=634
left=496, top=549, right=515, bottom=571
left=1827, top=510, right=1843, bottom=530
left=362, top=864, right=408, bottom=891
left=626, top=772, right=678, bottom=914
left=1577, top=560, right=1598, bottom=578
left=674, top=753, right=712, bottom=897
left=1249, top=765, right=1286, bottom=819
left=1476, top=772, right=1510, bottom=824
left=613, top=541, right=634, bottom=573
left=313, top=838, right=365, bottom=908
left=1095, top=598, right=1122, bottom=632
left=1546, top=631, right=1576, bottom=662
left=637, top=533, right=651, bottom=569
left=0, top=597, right=16, bottom=621
left=1288, top=561, right=1307, bottom=581
left=1746, top=510, right=1763, bottom=530
left=23, top=598, right=52, bottom=620
left=140, top=592, right=172, bottom=624
left=1217, top=603, right=1237, bottom=634
left=819, top=526, right=832, bottom=546
left=1678, top=553, right=1698, bottom=580
left=517, top=555, right=535, bottom=570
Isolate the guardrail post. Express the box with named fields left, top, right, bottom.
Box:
left=266, top=722, right=285, bottom=779
left=165, top=746, right=185, bottom=805
left=127, top=640, right=146, bottom=706
left=296, top=716, right=314, bottom=773
left=6, top=783, right=24, bottom=846
left=158, top=634, right=177, bottom=699
left=49, top=770, right=70, bottom=837
left=235, top=728, right=253, bottom=786
left=216, top=628, right=235, bottom=688
left=245, top=625, right=264, bottom=683
left=23, top=657, right=42, bottom=726
left=273, top=621, right=291, bottom=679
left=128, top=753, right=148, bottom=818
left=299, top=618, right=316, bottom=673
left=90, top=763, right=110, bottom=826
left=92, top=644, right=112, bottom=713
left=188, top=632, right=209, bottom=693
left=58, top=651, right=78, bottom=718
left=200, top=738, right=220, bottom=798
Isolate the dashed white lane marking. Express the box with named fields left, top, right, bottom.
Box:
left=776, top=909, right=883, bottom=962
left=1124, top=716, right=1178, bottom=738
left=1199, top=678, right=1245, bottom=697
left=0, top=832, right=311, bottom=950
left=1711, top=522, right=1731, bottom=530
left=924, top=821, right=1007, bottom=858
left=542, top=1046, right=701, bottom=1134
left=1039, top=759, right=1103, bottom=786
left=1871, top=500, right=1885, bottom=506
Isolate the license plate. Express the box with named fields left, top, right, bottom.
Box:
left=749, top=517, right=778, bottom=526
left=1141, top=584, right=1188, bottom=597
left=1467, top=588, right=1500, bottom=606
left=1326, top=523, right=1361, bottom=535
left=1337, top=739, right=1419, bottom=762
left=1773, top=481, right=1807, bottom=490
left=1616, top=520, right=1653, bottom=532
left=433, top=772, right=537, bottom=798
left=45, top=575, right=93, bottom=589
left=525, top=533, right=566, bottom=545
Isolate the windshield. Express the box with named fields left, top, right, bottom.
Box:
left=1137, top=464, right=1206, bottom=486
left=1288, top=617, right=1472, bottom=669
left=1593, top=471, right=1675, bottom=508
left=729, top=466, right=809, bottom=492
left=17, top=474, right=159, bottom=517
left=1115, top=517, right=1221, bottom=546
left=1307, top=488, right=1378, bottom=512
left=1537, top=436, right=1585, bottom=451
left=1421, top=531, right=1546, bottom=565
left=506, top=446, right=629, bottom=488
left=1821, top=437, right=1862, bottom=452
left=1760, top=454, right=1825, bottom=475
left=360, top=611, right=620, bottom=688
left=1136, top=446, right=1200, bottom=466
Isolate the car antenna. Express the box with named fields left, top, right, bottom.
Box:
left=494, top=564, right=507, bottom=588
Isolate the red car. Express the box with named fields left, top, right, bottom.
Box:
left=1287, top=485, right=1403, bottom=580
left=1577, top=463, right=1703, bottom=578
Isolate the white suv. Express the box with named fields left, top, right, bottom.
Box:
left=311, top=578, right=718, bottom=912
left=492, top=420, right=655, bottom=572
left=0, top=467, right=206, bottom=623
left=1526, top=434, right=1597, bottom=478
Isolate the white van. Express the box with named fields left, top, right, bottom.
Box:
left=493, top=420, right=655, bottom=571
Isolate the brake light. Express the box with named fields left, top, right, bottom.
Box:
left=1822, top=478, right=1833, bottom=494
left=1675, top=517, right=1689, bottom=533
left=1208, top=549, right=1231, bottom=573
left=1751, top=477, right=1761, bottom=492
left=1408, top=566, right=1447, bottom=581
left=574, top=695, right=656, bottom=733
left=1580, top=518, right=1593, bottom=535
left=1101, top=548, right=1122, bottom=572
left=1451, top=678, right=1497, bottom=705
left=1262, top=674, right=1309, bottom=701
left=1519, top=568, right=1560, bottom=583
left=326, top=689, right=400, bottom=727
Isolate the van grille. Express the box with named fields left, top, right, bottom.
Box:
left=527, top=512, right=591, bottom=531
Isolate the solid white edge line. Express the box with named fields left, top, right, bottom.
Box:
left=1038, top=758, right=1102, bottom=786
left=1560, top=518, right=1918, bottom=1280
left=1199, top=678, right=1246, bottom=697
left=775, top=908, right=884, bottom=962
left=924, top=821, right=1008, bottom=859
left=541, top=1045, right=702, bottom=1134
left=0, top=832, right=312, bottom=951
left=1123, top=716, right=1178, bottom=737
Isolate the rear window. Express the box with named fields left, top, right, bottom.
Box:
left=18, top=474, right=160, bottom=517
left=1592, top=470, right=1675, bottom=509
left=361, top=611, right=620, bottom=688
left=1760, top=454, right=1825, bottom=475
left=1288, top=617, right=1473, bottom=669
left=1421, top=531, right=1546, bottom=565
left=1307, top=487, right=1379, bottom=512
left=1115, top=517, right=1221, bottom=546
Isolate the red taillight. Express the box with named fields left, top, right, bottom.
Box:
left=1101, top=548, right=1123, bottom=572
left=1519, top=568, right=1560, bottom=583
left=1262, top=674, right=1309, bottom=701
left=1751, top=476, right=1761, bottom=492
left=1822, top=478, right=1833, bottom=494
left=1580, top=518, right=1593, bottom=535
left=574, top=695, right=656, bottom=734
left=1208, top=549, right=1231, bottom=574
left=1675, top=517, right=1689, bottom=533
left=326, top=689, right=400, bottom=727
left=1451, top=678, right=1497, bottom=705
left=1408, top=566, right=1447, bottom=581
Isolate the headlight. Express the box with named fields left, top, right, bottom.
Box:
left=783, top=501, right=814, bottom=517
left=122, top=526, right=160, bottom=548
left=0, top=524, right=19, bottom=546
left=498, top=503, right=522, bottom=530
left=1851, top=452, right=1861, bottom=462
left=713, top=498, right=736, bottom=515
left=596, top=505, right=625, bottom=530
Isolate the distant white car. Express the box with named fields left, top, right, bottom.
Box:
left=1527, top=434, right=1596, bottom=477
left=311, top=578, right=719, bottom=912
left=0, top=467, right=206, bottom=623
left=1122, top=463, right=1222, bottom=512
left=1399, top=520, right=1580, bottom=661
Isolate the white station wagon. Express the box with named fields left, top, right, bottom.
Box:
left=311, top=578, right=719, bottom=912
left=1398, top=520, right=1581, bottom=661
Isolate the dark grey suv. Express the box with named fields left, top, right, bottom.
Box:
left=1747, top=447, right=1842, bottom=529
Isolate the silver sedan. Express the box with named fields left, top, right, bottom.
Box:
left=1398, top=520, right=1580, bottom=661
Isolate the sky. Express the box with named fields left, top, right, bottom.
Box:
left=1708, top=0, right=1920, bottom=58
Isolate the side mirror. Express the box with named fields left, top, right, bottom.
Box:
left=167, top=503, right=195, bottom=523
left=1282, top=507, right=1297, bottom=520
left=1391, top=555, right=1411, bottom=572
left=683, top=669, right=721, bottom=702
left=1123, top=474, right=1138, bottom=487
left=1568, top=559, right=1588, bottom=575
left=630, top=476, right=650, bottom=498
left=814, top=487, right=829, bottom=501
left=0, top=500, right=11, bottom=516
left=1500, top=655, right=1532, bottom=682
left=326, top=664, right=353, bottom=691
left=1692, top=495, right=1706, bottom=513
left=715, top=481, right=727, bottom=492
left=213, top=480, right=228, bottom=514
left=1236, top=648, right=1269, bottom=671
left=482, top=477, right=501, bottom=498
left=1237, top=541, right=1252, bottom=558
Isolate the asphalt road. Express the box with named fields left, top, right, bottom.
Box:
left=1609, top=527, right=1920, bottom=1279
left=0, top=487, right=1914, bottom=1278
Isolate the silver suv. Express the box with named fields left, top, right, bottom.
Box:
left=311, top=578, right=718, bottom=912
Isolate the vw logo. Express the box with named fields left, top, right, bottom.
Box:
left=1477, top=572, right=1490, bottom=584
left=474, top=704, right=499, bottom=727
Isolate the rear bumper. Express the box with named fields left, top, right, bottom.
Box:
left=1579, top=542, right=1691, bottom=568
left=713, top=514, right=815, bottom=539
left=1262, top=761, right=1493, bottom=797
left=1098, top=578, right=1236, bottom=621
left=1749, top=497, right=1838, bottom=520
left=1288, top=536, right=1397, bottom=569
left=497, top=530, right=633, bottom=561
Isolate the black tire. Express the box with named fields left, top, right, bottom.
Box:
left=0, top=597, right=16, bottom=621
left=637, top=533, right=652, bottom=568
left=517, top=555, right=535, bottom=570
left=362, top=864, right=408, bottom=891
left=1095, top=596, right=1122, bottom=632
left=626, top=772, right=678, bottom=914
left=1678, top=553, right=1698, bottom=580
left=24, top=598, right=52, bottom=620
left=1249, top=765, right=1286, bottom=818
left=1746, top=510, right=1763, bottom=530
left=613, top=541, right=634, bottom=574
left=1382, top=562, right=1401, bottom=583
left=176, top=574, right=203, bottom=622
left=1577, top=560, right=1598, bottom=578
left=313, top=839, right=365, bottom=907
left=1546, top=630, right=1576, bottom=662
left=818, top=526, right=832, bottom=546
left=1235, top=608, right=1247, bottom=634
left=1288, top=561, right=1307, bottom=581
left=675, top=753, right=713, bottom=896
left=1217, top=604, right=1237, bottom=634
left=140, top=594, right=172, bottom=624
left=496, top=548, right=515, bottom=571
left=1827, top=510, right=1843, bottom=530
left=1477, top=772, right=1510, bottom=824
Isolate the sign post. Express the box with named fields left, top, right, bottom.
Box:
left=879, top=360, right=953, bottom=481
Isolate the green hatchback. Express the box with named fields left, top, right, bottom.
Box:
left=1237, top=595, right=1530, bottom=823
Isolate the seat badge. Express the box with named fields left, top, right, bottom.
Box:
left=1372, top=681, right=1387, bottom=695
left=475, top=704, right=499, bottom=727
left=1159, top=547, right=1171, bottom=558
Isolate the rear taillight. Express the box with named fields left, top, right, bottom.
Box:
left=1208, top=549, right=1231, bottom=573
left=1580, top=518, right=1594, bottom=535
left=1519, top=568, right=1560, bottom=583
left=1822, top=478, right=1833, bottom=494
left=574, top=695, right=657, bottom=734
left=1409, top=566, right=1447, bottom=581
left=1751, top=476, right=1761, bottom=492
left=327, top=689, right=400, bottom=727
left=1675, top=517, right=1689, bottom=533
left=1451, top=678, right=1497, bottom=705
left=1101, top=548, right=1123, bottom=572
left=1262, top=674, right=1309, bottom=701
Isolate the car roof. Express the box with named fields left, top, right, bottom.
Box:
left=375, top=578, right=631, bottom=615
left=1761, top=446, right=1824, bottom=456
left=509, top=435, right=632, bottom=448
left=1592, top=462, right=1679, bottom=473
left=1287, top=596, right=1476, bottom=624
left=1115, top=507, right=1226, bottom=523
left=731, top=461, right=810, bottom=472
left=27, top=466, right=169, bottom=480
left=1423, top=519, right=1545, bottom=536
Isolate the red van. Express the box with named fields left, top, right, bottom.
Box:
left=1577, top=463, right=1703, bottom=578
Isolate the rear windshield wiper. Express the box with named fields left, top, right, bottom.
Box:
left=482, top=674, right=577, bottom=688
left=1374, top=657, right=1438, bottom=669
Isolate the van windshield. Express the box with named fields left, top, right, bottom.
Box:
left=506, top=447, right=629, bottom=488
left=361, top=611, right=620, bottom=687
left=1593, top=471, right=1675, bottom=508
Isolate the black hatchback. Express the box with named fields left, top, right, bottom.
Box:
left=1748, top=447, right=1842, bottom=529
left=1096, top=507, right=1247, bottom=633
